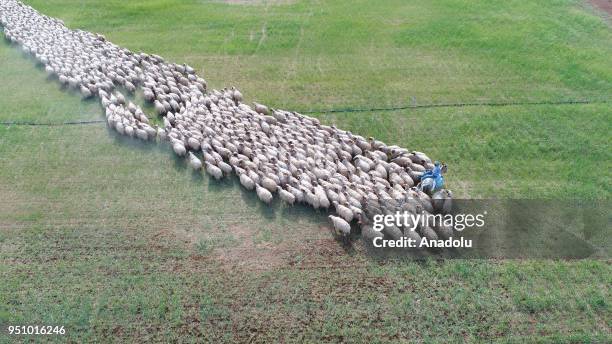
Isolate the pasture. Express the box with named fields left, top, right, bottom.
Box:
left=0, top=0, right=610, bottom=342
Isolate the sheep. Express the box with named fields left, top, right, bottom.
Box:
left=361, top=224, right=384, bottom=244
left=232, top=87, right=243, bottom=103
left=135, top=128, right=148, bottom=141
left=247, top=170, right=260, bottom=185
left=261, top=176, right=278, bottom=193
left=115, top=121, right=125, bottom=135
left=255, top=184, right=273, bottom=204
left=154, top=101, right=165, bottom=115
left=253, top=102, right=270, bottom=115
left=188, top=152, right=202, bottom=170
left=205, top=162, right=223, bottom=180
left=79, top=85, right=92, bottom=98
left=432, top=189, right=453, bottom=214
left=410, top=151, right=432, bottom=165
left=124, top=125, right=134, bottom=137
left=157, top=127, right=167, bottom=141
left=115, top=92, right=126, bottom=105
left=419, top=225, right=439, bottom=241
left=143, top=89, right=155, bottom=102
left=402, top=227, right=422, bottom=244
left=172, top=140, right=187, bottom=157
left=239, top=173, right=256, bottom=190
left=304, top=189, right=320, bottom=209
left=333, top=202, right=354, bottom=222
left=315, top=187, right=330, bottom=209
left=278, top=188, right=296, bottom=205
left=433, top=223, right=453, bottom=240
left=382, top=225, right=403, bottom=241
left=217, top=161, right=233, bottom=175
left=286, top=185, right=304, bottom=203
left=187, top=137, right=200, bottom=151
left=329, top=215, right=351, bottom=240
left=137, top=112, right=150, bottom=124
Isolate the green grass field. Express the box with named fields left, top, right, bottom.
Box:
left=0, top=0, right=610, bottom=342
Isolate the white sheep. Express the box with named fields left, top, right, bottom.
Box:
left=253, top=102, right=270, bottom=115
left=329, top=215, right=351, bottom=239
left=172, top=140, right=186, bottom=157
left=205, top=162, right=223, bottom=180
left=239, top=173, right=256, bottom=190
left=188, top=152, right=202, bottom=170
left=261, top=176, right=278, bottom=193
left=256, top=184, right=273, bottom=204
left=333, top=202, right=354, bottom=222
left=279, top=188, right=296, bottom=205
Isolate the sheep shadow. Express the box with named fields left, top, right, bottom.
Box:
left=106, top=128, right=164, bottom=153
left=104, top=126, right=332, bottom=228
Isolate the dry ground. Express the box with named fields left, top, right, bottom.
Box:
left=590, top=0, right=612, bottom=16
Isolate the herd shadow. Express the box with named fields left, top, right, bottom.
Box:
left=2, top=32, right=338, bottom=245
left=104, top=125, right=336, bottom=231
left=1, top=32, right=339, bottom=244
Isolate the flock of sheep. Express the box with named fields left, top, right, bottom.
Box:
left=0, top=0, right=456, bottom=247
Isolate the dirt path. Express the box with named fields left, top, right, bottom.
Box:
left=589, top=0, right=612, bottom=15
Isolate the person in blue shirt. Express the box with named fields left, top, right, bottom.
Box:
left=418, top=161, right=446, bottom=194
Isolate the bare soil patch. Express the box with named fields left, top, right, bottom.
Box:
left=589, top=0, right=612, bottom=15
left=213, top=225, right=365, bottom=272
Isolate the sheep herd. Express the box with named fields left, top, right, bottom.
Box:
left=0, top=0, right=457, bottom=248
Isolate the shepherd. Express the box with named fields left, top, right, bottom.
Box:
left=418, top=161, right=447, bottom=194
